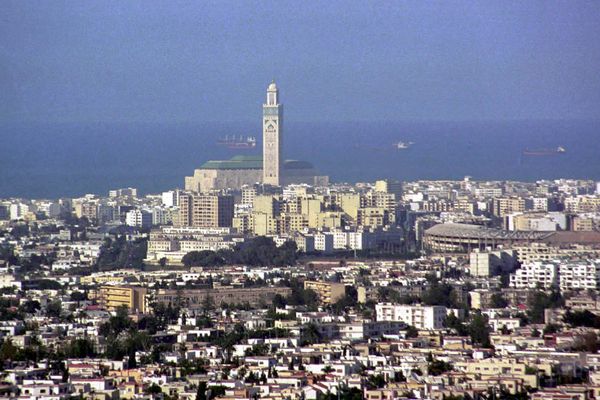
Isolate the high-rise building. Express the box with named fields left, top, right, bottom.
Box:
left=262, top=81, right=283, bottom=186
left=178, top=193, right=234, bottom=228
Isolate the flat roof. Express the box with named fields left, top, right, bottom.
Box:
left=200, top=155, right=314, bottom=170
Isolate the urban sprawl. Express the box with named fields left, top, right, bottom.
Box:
left=2, top=84, right=600, bottom=400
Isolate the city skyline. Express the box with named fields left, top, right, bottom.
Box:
left=4, top=3, right=600, bottom=398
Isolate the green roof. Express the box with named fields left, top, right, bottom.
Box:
left=200, top=155, right=314, bottom=171
left=201, top=155, right=263, bottom=170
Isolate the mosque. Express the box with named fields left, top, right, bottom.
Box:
left=184, top=82, right=328, bottom=192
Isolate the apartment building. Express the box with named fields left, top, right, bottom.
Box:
left=492, top=197, right=526, bottom=218
left=509, top=262, right=558, bottom=290
left=510, top=259, right=600, bottom=292
left=178, top=193, right=234, bottom=228
left=303, top=281, right=346, bottom=304
left=154, top=286, right=292, bottom=309
left=375, top=303, right=446, bottom=330
left=98, top=286, right=148, bottom=314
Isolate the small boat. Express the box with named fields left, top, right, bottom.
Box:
left=393, top=141, right=414, bottom=150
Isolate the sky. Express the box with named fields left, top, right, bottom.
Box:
left=1, top=1, right=600, bottom=124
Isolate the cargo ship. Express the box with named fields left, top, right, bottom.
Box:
left=522, top=146, right=566, bottom=156
left=217, top=135, right=257, bottom=149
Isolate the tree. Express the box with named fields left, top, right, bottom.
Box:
left=366, top=374, right=386, bottom=389
left=543, top=323, right=560, bottom=334
left=70, top=291, right=87, bottom=303
left=405, top=325, right=419, bottom=338
left=573, top=332, right=600, bottom=353
left=208, top=386, right=226, bottom=400
left=46, top=301, right=62, bottom=319
left=322, top=365, right=333, bottom=374
left=490, top=292, right=508, bottom=308
left=563, top=310, right=600, bottom=328
left=301, top=323, right=322, bottom=346
left=0, top=340, right=18, bottom=363
left=428, top=359, right=453, bottom=376
left=21, top=300, right=41, bottom=314
left=65, top=338, right=96, bottom=358
left=421, top=281, right=463, bottom=308
left=527, top=290, right=563, bottom=324
left=444, top=313, right=469, bottom=336
left=99, top=306, right=133, bottom=337
left=469, top=312, right=491, bottom=348
left=196, top=382, right=207, bottom=400
left=182, top=251, right=225, bottom=268
left=145, top=383, right=162, bottom=395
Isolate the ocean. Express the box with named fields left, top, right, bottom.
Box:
left=1, top=119, right=599, bottom=199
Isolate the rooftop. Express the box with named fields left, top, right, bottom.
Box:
left=425, top=223, right=554, bottom=240
left=200, top=155, right=314, bottom=170
left=200, top=155, right=262, bottom=170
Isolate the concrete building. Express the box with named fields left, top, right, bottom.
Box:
left=375, top=303, right=446, bottom=330
left=109, top=187, right=138, bottom=198
left=509, top=262, right=558, bottom=290
left=303, top=281, right=346, bottom=304
left=155, top=287, right=292, bottom=309
left=510, top=259, right=600, bottom=292
left=492, top=197, right=526, bottom=218
left=469, top=249, right=516, bottom=277
left=125, top=209, right=152, bottom=228
left=162, top=190, right=180, bottom=207
left=98, top=286, right=148, bottom=314
left=178, top=193, right=234, bottom=228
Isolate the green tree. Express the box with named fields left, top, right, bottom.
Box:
left=46, top=301, right=62, bottom=319
left=527, top=290, right=563, bottom=324
left=428, top=359, right=453, bottom=376
left=65, top=338, right=96, bottom=358
left=469, top=312, right=491, bottom=348
left=490, top=292, right=508, bottom=308
left=196, top=382, right=207, bottom=400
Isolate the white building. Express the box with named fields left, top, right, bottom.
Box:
left=510, top=262, right=558, bottom=289
left=162, top=190, right=180, bottom=207
left=510, top=259, right=600, bottom=292
left=9, top=203, right=30, bottom=220
left=314, top=233, right=334, bottom=253
left=469, top=249, right=516, bottom=277
left=125, top=209, right=152, bottom=228
left=375, top=303, right=446, bottom=330
left=559, top=260, right=600, bottom=291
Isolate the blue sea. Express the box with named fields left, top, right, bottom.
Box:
left=1, top=119, right=599, bottom=199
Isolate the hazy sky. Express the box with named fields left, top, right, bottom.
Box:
left=1, top=1, right=600, bottom=123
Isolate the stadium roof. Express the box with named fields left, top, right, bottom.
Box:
left=425, top=223, right=554, bottom=240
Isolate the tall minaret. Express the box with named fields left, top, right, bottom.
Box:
left=262, top=81, right=283, bottom=186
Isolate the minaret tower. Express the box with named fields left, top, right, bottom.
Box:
left=262, top=81, right=283, bottom=186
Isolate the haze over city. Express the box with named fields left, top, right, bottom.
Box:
left=2, top=1, right=600, bottom=124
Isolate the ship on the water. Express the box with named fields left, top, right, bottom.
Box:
left=217, top=135, right=257, bottom=149
left=394, top=141, right=414, bottom=150
left=522, top=146, right=566, bottom=156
